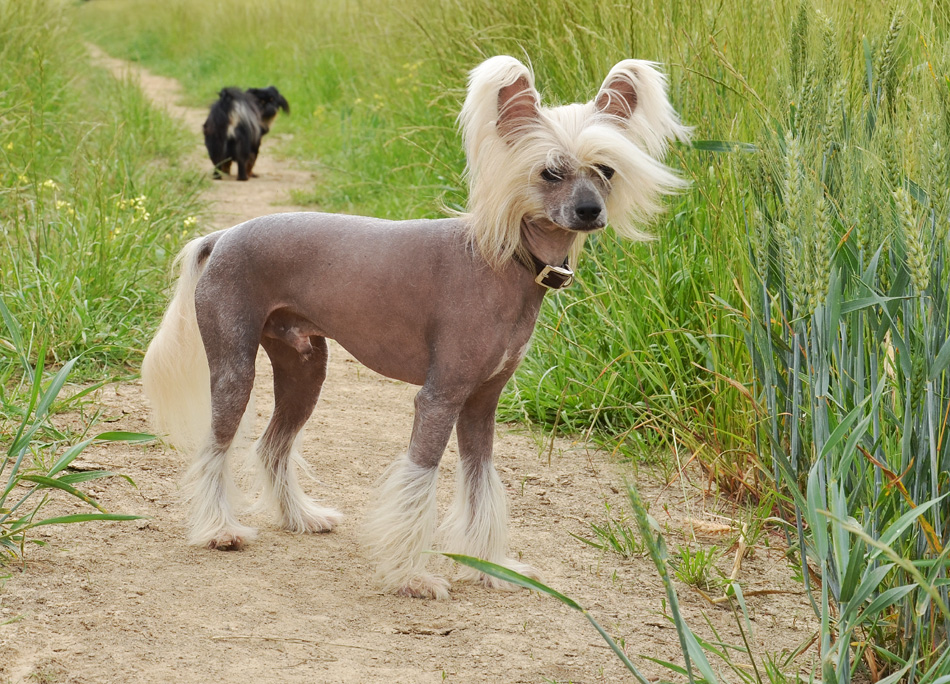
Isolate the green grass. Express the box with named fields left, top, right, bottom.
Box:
left=4, top=0, right=946, bottom=679
left=570, top=498, right=645, bottom=559
left=1, top=298, right=151, bottom=565
left=0, top=0, right=204, bottom=375
left=742, top=5, right=950, bottom=679
left=672, top=544, right=726, bottom=593
left=0, top=0, right=202, bottom=561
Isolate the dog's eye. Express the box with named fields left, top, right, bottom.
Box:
left=595, top=165, right=615, bottom=180
left=541, top=168, right=564, bottom=182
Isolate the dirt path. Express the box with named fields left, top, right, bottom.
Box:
left=0, top=49, right=817, bottom=684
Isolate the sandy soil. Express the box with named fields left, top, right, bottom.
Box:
left=0, top=48, right=818, bottom=683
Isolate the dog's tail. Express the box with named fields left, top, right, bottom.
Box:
left=142, top=233, right=222, bottom=454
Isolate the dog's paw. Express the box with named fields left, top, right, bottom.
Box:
left=205, top=528, right=256, bottom=551
left=500, top=558, right=542, bottom=580
left=395, top=573, right=451, bottom=600
left=465, top=558, right=541, bottom=591
left=195, top=523, right=258, bottom=551
left=283, top=504, right=343, bottom=534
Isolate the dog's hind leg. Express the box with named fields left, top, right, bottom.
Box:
left=229, top=128, right=254, bottom=181
left=204, top=132, right=230, bottom=179
left=186, top=306, right=260, bottom=550
left=256, top=333, right=343, bottom=533
left=185, top=440, right=257, bottom=550
left=440, top=380, right=541, bottom=589
left=364, top=384, right=465, bottom=599
left=246, top=143, right=260, bottom=178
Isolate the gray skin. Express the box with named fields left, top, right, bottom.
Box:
left=193, top=203, right=603, bottom=485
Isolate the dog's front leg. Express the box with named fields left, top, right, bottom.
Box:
left=441, top=381, right=541, bottom=589
left=363, top=385, right=462, bottom=600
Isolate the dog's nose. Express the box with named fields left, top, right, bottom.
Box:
left=575, top=203, right=602, bottom=223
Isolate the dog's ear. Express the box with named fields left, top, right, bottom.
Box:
left=263, top=86, right=290, bottom=113
left=595, top=71, right=638, bottom=120
left=594, top=60, right=691, bottom=157
left=496, top=73, right=539, bottom=140
left=460, top=56, right=540, bottom=148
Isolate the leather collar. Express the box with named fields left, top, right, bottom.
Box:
left=517, top=250, right=575, bottom=290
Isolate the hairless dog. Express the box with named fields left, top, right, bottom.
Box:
left=142, top=55, right=690, bottom=599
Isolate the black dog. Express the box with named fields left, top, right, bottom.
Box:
left=202, top=86, right=289, bottom=181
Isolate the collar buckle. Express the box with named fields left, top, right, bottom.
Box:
left=534, top=263, right=575, bottom=289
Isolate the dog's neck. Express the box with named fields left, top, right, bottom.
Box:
left=519, top=219, right=576, bottom=267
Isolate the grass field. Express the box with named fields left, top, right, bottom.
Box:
left=2, top=0, right=948, bottom=680
left=0, top=0, right=202, bottom=573
left=0, top=1, right=204, bottom=373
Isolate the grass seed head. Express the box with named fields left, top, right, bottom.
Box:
left=781, top=133, right=811, bottom=314
left=875, top=9, right=904, bottom=113
left=806, top=196, right=833, bottom=312
left=790, top=0, right=810, bottom=86
left=893, top=186, right=930, bottom=293
left=751, top=206, right=770, bottom=277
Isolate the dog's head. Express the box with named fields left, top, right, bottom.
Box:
left=459, top=56, right=691, bottom=268
left=247, top=86, right=290, bottom=130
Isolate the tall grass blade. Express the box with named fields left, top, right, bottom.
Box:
left=441, top=553, right=651, bottom=683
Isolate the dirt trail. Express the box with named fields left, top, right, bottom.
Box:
left=0, top=48, right=817, bottom=684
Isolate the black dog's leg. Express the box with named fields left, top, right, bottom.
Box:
left=232, top=134, right=251, bottom=181
left=247, top=133, right=264, bottom=178
left=204, top=130, right=230, bottom=179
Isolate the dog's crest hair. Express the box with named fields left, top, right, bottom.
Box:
left=458, top=56, right=691, bottom=269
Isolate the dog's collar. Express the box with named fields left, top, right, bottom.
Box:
left=517, top=250, right=575, bottom=290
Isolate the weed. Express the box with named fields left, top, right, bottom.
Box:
left=571, top=500, right=644, bottom=559
left=672, top=545, right=726, bottom=593
left=0, top=299, right=150, bottom=563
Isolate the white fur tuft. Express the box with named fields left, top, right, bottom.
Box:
left=595, top=60, right=693, bottom=158
left=141, top=236, right=213, bottom=454
left=182, top=444, right=257, bottom=549
left=440, top=460, right=539, bottom=589
left=254, top=433, right=343, bottom=533
left=459, top=55, right=538, bottom=174
left=362, top=454, right=449, bottom=599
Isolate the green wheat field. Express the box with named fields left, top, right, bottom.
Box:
left=2, top=0, right=948, bottom=681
